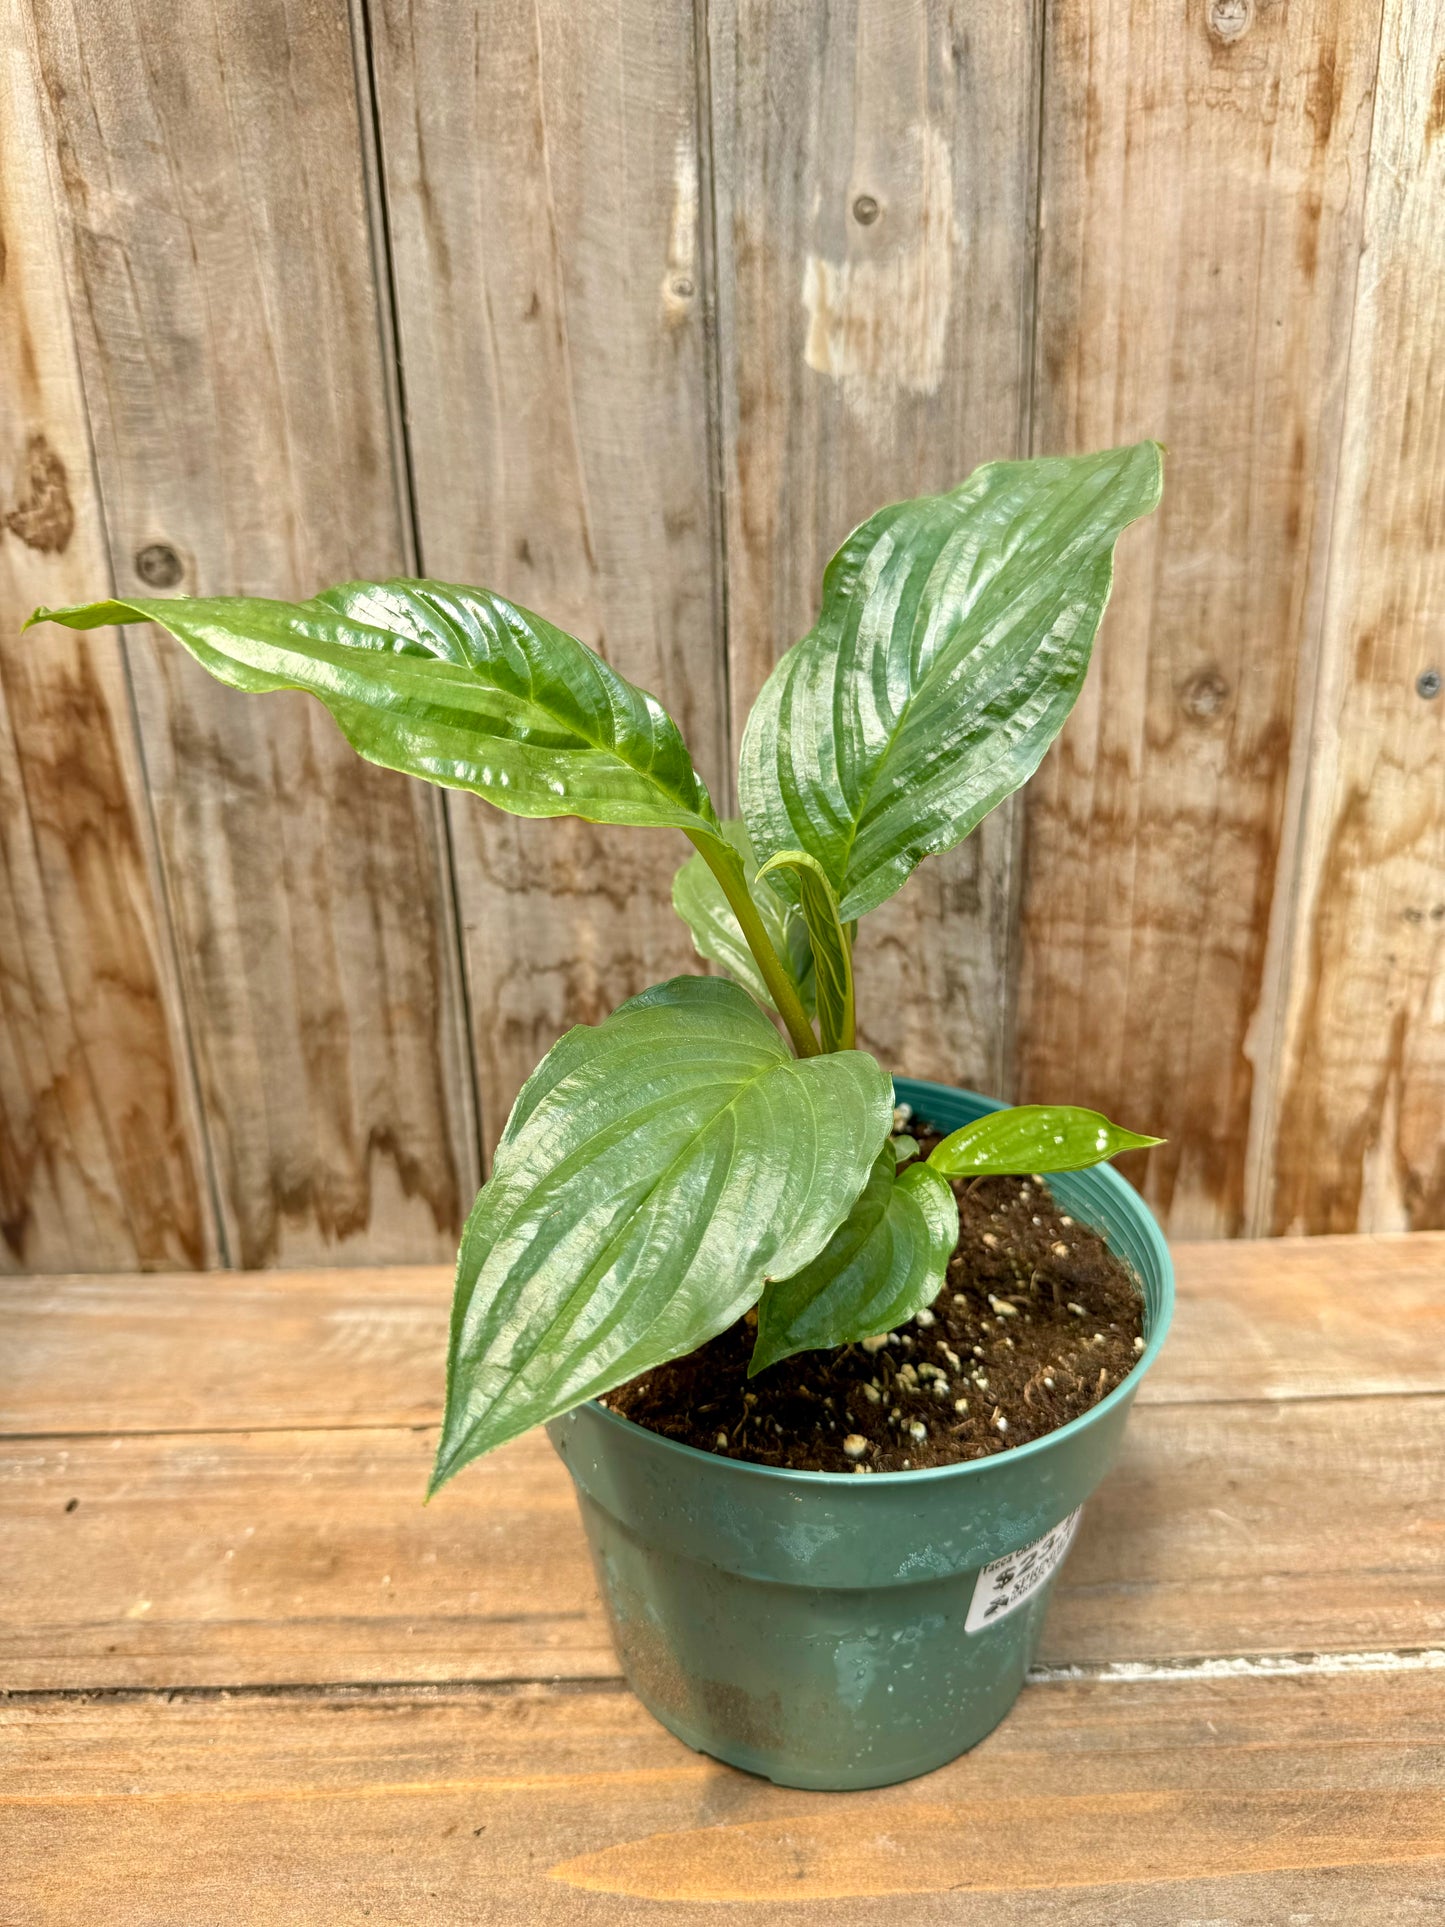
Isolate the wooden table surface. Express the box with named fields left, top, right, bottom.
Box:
left=3, top=1234, right=1444, bottom=1923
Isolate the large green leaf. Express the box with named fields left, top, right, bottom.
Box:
left=29, top=581, right=725, bottom=844
left=749, top=1144, right=957, bottom=1374
left=927, top=1104, right=1162, bottom=1178
left=671, top=820, right=815, bottom=1019
left=431, top=977, right=892, bottom=1487
left=755, top=849, right=854, bottom=1052
left=739, top=443, right=1163, bottom=919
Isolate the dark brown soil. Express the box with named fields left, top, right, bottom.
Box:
left=606, top=1122, right=1146, bottom=1474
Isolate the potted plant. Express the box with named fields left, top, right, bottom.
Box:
left=32, top=441, right=1168, bottom=1790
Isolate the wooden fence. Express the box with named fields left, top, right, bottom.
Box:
left=1, top=0, right=1440, bottom=1271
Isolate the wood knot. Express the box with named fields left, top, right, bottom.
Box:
left=1207, top=0, right=1253, bottom=42
left=135, top=542, right=185, bottom=588
left=2, top=432, right=74, bottom=554
left=1181, top=668, right=1230, bottom=721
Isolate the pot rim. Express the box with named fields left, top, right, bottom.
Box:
left=579, top=1086, right=1174, bottom=1490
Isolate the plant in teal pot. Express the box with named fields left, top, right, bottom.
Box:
left=34, top=442, right=1170, bottom=1789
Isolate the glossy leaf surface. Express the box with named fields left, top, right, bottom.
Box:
left=30, top=582, right=725, bottom=844
left=749, top=1144, right=957, bottom=1374
left=432, top=977, right=892, bottom=1484
left=740, top=443, right=1164, bottom=919
left=671, top=820, right=815, bottom=1019
left=755, top=849, right=854, bottom=1051
left=927, top=1104, right=1162, bottom=1178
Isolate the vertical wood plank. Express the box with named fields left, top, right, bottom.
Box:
left=1017, top=0, right=1383, bottom=1236
left=708, top=0, right=1043, bottom=1095
left=0, top=5, right=214, bottom=1272
left=1264, top=2, right=1445, bottom=1233
left=27, top=0, right=478, bottom=1264
left=368, top=0, right=728, bottom=1154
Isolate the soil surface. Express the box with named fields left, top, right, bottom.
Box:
left=607, top=1120, right=1146, bottom=1473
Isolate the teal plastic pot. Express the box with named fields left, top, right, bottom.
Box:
left=546, top=1076, right=1173, bottom=1791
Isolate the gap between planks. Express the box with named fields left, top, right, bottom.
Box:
left=0, top=1367, right=1439, bottom=1447
left=8, top=1644, right=1445, bottom=1710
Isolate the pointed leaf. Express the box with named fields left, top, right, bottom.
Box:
left=671, top=820, right=815, bottom=1018
left=432, top=977, right=892, bottom=1487
left=740, top=443, right=1163, bottom=919
left=755, top=848, right=855, bottom=1051
left=29, top=581, right=725, bottom=844
left=750, top=1146, right=957, bottom=1373
left=927, top=1104, right=1163, bottom=1178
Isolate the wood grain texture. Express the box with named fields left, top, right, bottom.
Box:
left=1017, top=0, right=1385, bottom=1237
left=4, top=1672, right=1442, bottom=1922
left=4, top=1235, right=1443, bottom=1437
left=367, top=0, right=729, bottom=1160
left=24, top=0, right=477, bottom=1265
left=0, top=5, right=213, bottom=1274
left=1265, top=0, right=1445, bottom=1234
left=6, top=1388, right=1442, bottom=1689
left=708, top=0, right=1044, bottom=1096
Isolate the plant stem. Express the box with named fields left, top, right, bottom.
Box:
left=687, top=831, right=821, bottom=1057
left=838, top=923, right=856, bottom=1052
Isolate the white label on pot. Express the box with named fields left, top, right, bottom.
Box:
left=965, top=1507, right=1083, bottom=1634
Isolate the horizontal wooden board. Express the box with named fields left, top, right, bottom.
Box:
left=0, top=1266, right=454, bottom=1435
left=4, top=1389, right=1442, bottom=1691
left=3, top=1671, right=1442, bottom=1922
left=4, top=1235, right=1442, bottom=1437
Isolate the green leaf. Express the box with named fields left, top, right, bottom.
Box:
left=749, top=1145, right=957, bottom=1374
left=927, top=1105, right=1163, bottom=1178
left=432, top=977, right=892, bottom=1487
left=671, top=820, right=815, bottom=1019
left=739, top=443, right=1164, bottom=920
left=754, top=848, right=855, bottom=1052
left=29, top=581, right=725, bottom=845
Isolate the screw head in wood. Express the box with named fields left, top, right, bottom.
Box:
left=852, top=194, right=880, bottom=226
left=1417, top=668, right=1442, bottom=699
left=135, top=543, right=184, bottom=588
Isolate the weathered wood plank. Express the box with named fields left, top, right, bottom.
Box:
left=5, top=1388, right=1441, bottom=1690
left=1147, top=1230, right=1445, bottom=1405
left=1017, top=0, right=1384, bottom=1236
left=4, top=1672, right=1441, bottom=1921
left=367, top=0, right=729, bottom=1160
left=1264, top=0, right=1445, bottom=1234
left=0, top=1427, right=614, bottom=1689
left=24, top=0, right=477, bottom=1264
left=0, top=1267, right=453, bottom=1435
left=707, top=0, right=1043, bottom=1096
left=0, top=5, right=214, bottom=1275
left=6, top=1236, right=1440, bottom=1438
